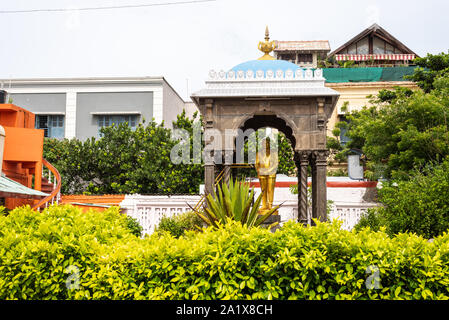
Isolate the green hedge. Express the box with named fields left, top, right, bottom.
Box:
left=1, top=205, right=449, bottom=300
left=354, top=160, right=449, bottom=238
left=156, top=211, right=204, bottom=238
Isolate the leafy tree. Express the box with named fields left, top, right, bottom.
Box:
left=355, top=159, right=449, bottom=239
left=277, top=133, right=296, bottom=176
left=329, top=72, right=449, bottom=180
left=406, top=52, right=449, bottom=93
left=44, top=110, right=204, bottom=195
left=43, top=137, right=98, bottom=194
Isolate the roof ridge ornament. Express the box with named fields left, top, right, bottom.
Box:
left=257, top=26, right=276, bottom=60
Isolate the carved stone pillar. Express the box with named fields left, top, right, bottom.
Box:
left=223, top=165, right=231, bottom=184
left=204, top=163, right=215, bottom=196
left=295, top=151, right=310, bottom=225
left=311, top=155, right=317, bottom=223
left=203, top=99, right=215, bottom=196
left=222, top=149, right=233, bottom=184
left=311, top=150, right=329, bottom=224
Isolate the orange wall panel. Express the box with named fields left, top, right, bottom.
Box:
left=60, top=194, right=125, bottom=205
left=3, top=127, right=44, bottom=162
left=0, top=104, right=35, bottom=129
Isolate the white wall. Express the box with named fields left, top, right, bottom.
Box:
left=121, top=178, right=379, bottom=235
left=162, top=81, right=187, bottom=129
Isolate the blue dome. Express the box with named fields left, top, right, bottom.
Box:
left=230, top=59, right=302, bottom=79
left=232, top=59, right=298, bottom=72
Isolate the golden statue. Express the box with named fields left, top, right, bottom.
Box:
left=255, top=138, right=279, bottom=215
left=258, top=26, right=276, bottom=60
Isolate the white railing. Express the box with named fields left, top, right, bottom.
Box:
left=120, top=195, right=201, bottom=235
left=33, top=159, right=61, bottom=211
left=120, top=194, right=378, bottom=236
left=328, top=203, right=379, bottom=230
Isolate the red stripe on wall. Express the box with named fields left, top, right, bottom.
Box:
left=248, top=181, right=378, bottom=188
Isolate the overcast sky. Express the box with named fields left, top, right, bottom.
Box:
left=0, top=0, right=448, bottom=100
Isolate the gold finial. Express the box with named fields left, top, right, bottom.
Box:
left=258, top=25, right=276, bottom=60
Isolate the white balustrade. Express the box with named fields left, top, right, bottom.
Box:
left=121, top=194, right=378, bottom=236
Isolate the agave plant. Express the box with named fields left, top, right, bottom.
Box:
left=191, top=179, right=280, bottom=228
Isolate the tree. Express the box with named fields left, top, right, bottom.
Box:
left=44, top=110, right=204, bottom=195
left=355, top=159, right=449, bottom=239
left=406, top=52, right=449, bottom=93
left=329, top=71, right=449, bottom=180
left=43, top=137, right=98, bottom=194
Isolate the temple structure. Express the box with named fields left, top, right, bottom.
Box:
left=191, top=28, right=339, bottom=224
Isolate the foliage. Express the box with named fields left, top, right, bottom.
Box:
left=327, top=168, right=347, bottom=177
left=353, top=208, right=385, bottom=233
left=235, top=130, right=296, bottom=180
left=376, top=86, right=414, bottom=103
left=0, top=205, right=135, bottom=299
left=156, top=211, right=204, bottom=238
left=406, top=52, right=449, bottom=93
left=2, top=205, right=449, bottom=300
left=43, top=138, right=97, bottom=194
left=192, top=179, right=279, bottom=228
left=276, top=132, right=296, bottom=176
left=355, top=160, right=449, bottom=239
left=328, top=73, right=449, bottom=180
left=337, top=60, right=356, bottom=68
left=125, top=215, right=143, bottom=237
left=289, top=185, right=334, bottom=216
left=43, top=110, right=204, bottom=195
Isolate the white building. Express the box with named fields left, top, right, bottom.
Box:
left=0, top=77, right=197, bottom=140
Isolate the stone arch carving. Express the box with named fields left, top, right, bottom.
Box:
left=238, top=114, right=296, bottom=148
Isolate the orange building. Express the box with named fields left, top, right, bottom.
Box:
left=0, top=102, right=59, bottom=209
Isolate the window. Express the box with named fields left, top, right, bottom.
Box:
left=298, top=54, right=313, bottom=63
left=35, top=115, right=65, bottom=139
left=97, top=115, right=138, bottom=136
left=279, top=53, right=295, bottom=62
left=373, top=37, right=385, bottom=54
left=356, top=38, right=369, bottom=54
left=385, top=43, right=395, bottom=54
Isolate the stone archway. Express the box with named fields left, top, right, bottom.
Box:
left=239, top=114, right=297, bottom=148
left=191, top=51, right=339, bottom=225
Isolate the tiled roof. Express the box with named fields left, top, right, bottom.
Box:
left=274, top=40, right=331, bottom=52
left=0, top=174, right=48, bottom=199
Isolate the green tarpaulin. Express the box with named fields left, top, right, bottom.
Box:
left=323, top=66, right=416, bottom=83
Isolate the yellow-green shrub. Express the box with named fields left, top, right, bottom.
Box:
left=1, top=205, right=449, bottom=300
